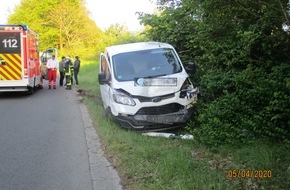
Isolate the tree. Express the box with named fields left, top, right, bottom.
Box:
left=8, top=0, right=104, bottom=58
left=104, top=24, right=149, bottom=46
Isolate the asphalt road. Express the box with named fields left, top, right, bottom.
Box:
left=0, top=84, right=122, bottom=190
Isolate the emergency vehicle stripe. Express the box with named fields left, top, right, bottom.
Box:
left=0, top=67, right=16, bottom=80
left=0, top=61, right=21, bottom=80
left=6, top=54, right=21, bottom=70
left=5, top=54, right=22, bottom=75
left=0, top=69, right=10, bottom=80
left=0, top=54, right=22, bottom=80
left=2, top=65, right=20, bottom=80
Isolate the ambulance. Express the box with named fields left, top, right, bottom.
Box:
left=0, top=24, right=42, bottom=94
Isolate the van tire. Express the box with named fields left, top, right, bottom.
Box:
left=102, top=107, right=111, bottom=117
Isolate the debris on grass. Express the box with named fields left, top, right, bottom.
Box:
left=142, top=132, right=194, bottom=140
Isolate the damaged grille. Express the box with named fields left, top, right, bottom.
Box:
left=134, top=93, right=175, bottom=103
left=136, top=103, right=184, bottom=115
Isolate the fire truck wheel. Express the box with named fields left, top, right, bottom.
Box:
left=27, top=86, right=34, bottom=95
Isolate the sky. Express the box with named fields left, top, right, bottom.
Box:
left=0, top=0, right=156, bottom=31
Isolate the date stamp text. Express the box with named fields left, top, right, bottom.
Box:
left=227, top=170, right=272, bottom=179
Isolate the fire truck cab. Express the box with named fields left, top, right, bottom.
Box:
left=0, top=24, right=42, bottom=94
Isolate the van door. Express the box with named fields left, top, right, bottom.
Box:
left=40, top=48, right=57, bottom=64
left=99, top=53, right=111, bottom=109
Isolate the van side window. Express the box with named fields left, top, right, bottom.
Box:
left=101, top=55, right=110, bottom=78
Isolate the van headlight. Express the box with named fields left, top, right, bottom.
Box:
left=112, top=89, right=136, bottom=106
left=180, top=78, right=198, bottom=99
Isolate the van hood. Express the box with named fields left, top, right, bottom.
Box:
left=112, top=74, right=188, bottom=97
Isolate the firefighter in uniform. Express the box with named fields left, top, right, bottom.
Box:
left=65, top=57, right=74, bottom=90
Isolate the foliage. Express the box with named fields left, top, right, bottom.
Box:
left=8, top=0, right=105, bottom=58
left=139, top=0, right=290, bottom=146
left=104, top=24, right=148, bottom=46
left=137, top=0, right=200, bottom=62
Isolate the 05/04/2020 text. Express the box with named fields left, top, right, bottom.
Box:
left=227, top=170, right=272, bottom=179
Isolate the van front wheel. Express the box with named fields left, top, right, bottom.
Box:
left=102, top=107, right=112, bottom=117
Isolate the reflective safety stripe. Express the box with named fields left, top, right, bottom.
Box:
left=0, top=54, right=22, bottom=80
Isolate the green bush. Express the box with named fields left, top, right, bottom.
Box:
left=191, top=63, right=290, bottom=146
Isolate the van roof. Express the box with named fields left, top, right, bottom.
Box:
left=105, top=42, right=174, bottom=56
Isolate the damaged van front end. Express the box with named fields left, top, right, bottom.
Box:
left=98, top=42, right=198, bottom=131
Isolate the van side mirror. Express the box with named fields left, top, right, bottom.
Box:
left=98, top=72, right=109, bottom=85
left=185, top=62, right=196, bottom=73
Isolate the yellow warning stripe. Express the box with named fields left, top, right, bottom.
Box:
left=0, top=54, right=22, bottom=80
left=5, top=54, right=22, bottom=76
left=2, top=66, right=19, bottom=80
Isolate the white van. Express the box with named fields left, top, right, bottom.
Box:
left=98, top=42, right=198, bottom=131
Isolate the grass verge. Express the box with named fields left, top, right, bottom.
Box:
left=77, top=61, right=290, bottom=190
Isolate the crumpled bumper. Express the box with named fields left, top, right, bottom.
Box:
left=133, top=108, right=191, bottom=125
left=115, top=107, right=194, bottom=130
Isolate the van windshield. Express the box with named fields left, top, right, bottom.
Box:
left=112, top=48, right=182, bottom=81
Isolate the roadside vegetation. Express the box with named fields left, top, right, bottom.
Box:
left=77, top=62, right=289, bottom=190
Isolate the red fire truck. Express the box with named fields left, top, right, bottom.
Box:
left=0, top=24, right=43, bottom=94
